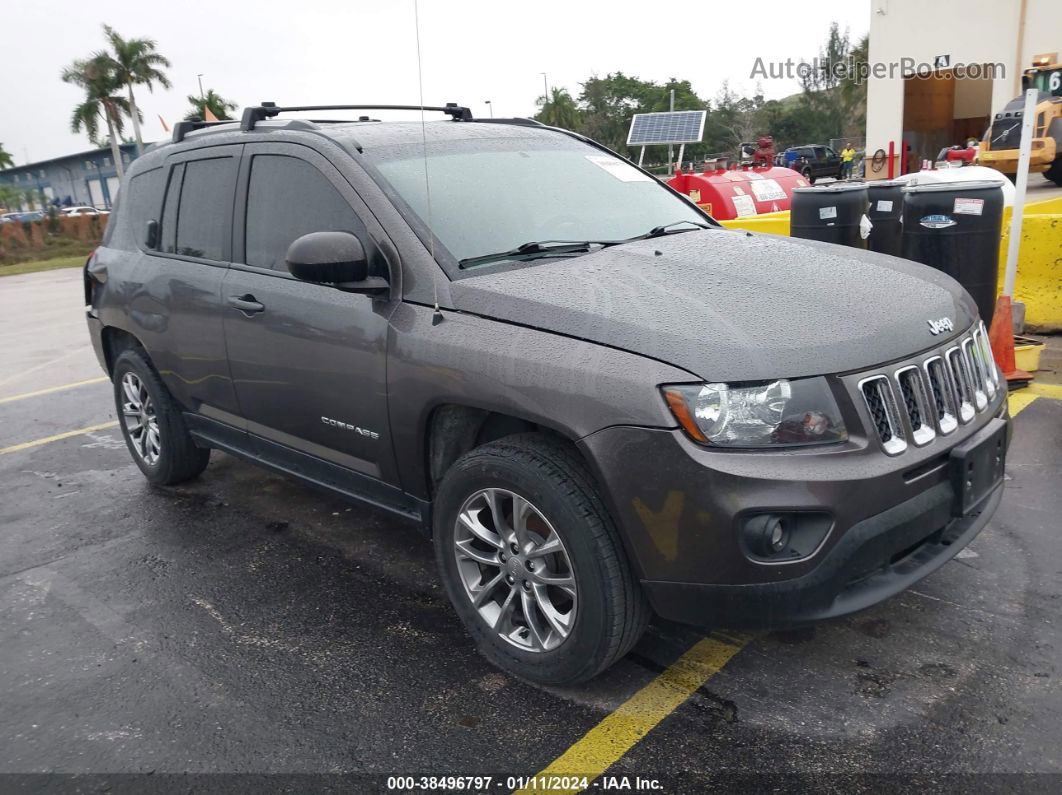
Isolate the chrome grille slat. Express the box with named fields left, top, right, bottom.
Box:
left=860, top=328, right=996, bottom=454
left=859, top=375, right=907, bottom=456
left=895, top=366, right=936, bottom=446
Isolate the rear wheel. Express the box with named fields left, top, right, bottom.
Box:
left=802, top=167, right=815, bottom=184
left=434, top=434, right=649, bottom=685
left=113, top=349, right=210, bottom=485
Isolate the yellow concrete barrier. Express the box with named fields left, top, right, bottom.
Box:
left=999, top=205, right=1062, bottom=332
left=718, top=210, right=790, bottom=236
left=717, top=201, right=1062, bottom=332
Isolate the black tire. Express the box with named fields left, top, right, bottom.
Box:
left=433, top=433, right=649, bottom=685
left=802, top=167, right=815, bottom=184
left=112, top=348, right=210, bottom=485
left=1045, top=158, right=1062, bottom=187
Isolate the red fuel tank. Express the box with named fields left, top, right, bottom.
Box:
left=667, top=165, right=808, bottom=220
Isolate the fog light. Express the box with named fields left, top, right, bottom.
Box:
left=744, top=513, right=791, bottom=558
left=741, top=511, right=833, bottom=562
left=768, top=517, right=788, bottom=552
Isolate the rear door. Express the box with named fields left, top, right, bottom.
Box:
left=133, top=146, right=243, bottom=425
left=221, top=141, right=399, bottom=485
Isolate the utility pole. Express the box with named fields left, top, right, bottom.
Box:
left=540, top=72, right=549, bottom=101
left=197, top=74, right=205, bottom=100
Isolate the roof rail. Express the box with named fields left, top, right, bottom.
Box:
left=240, top=102, right=473, bottom=131
left=172, top=118, right=232, bottom=144
left=475, top=117, right=545, bottom=128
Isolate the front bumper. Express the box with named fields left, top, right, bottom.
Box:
left=578, top=396, right=1009, bottom=629
left=641, top=478, right=1001, bottom=627
left=980, top=138, right=1056, bottom=172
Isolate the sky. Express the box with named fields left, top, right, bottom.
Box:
left=1, top=0, right=869, bottom=165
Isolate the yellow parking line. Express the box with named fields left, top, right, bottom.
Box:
left=517, top=633, right=748, bottom=794
left=1009, top=393, right=1039, bottom=416
left=0, top=421, right=119, bottom=455
left=0, top=377, right=108, bottom=405
left=1025, top=382, right=1062, bottom=401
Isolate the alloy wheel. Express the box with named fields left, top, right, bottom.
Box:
left=453, top=488, right=577, bottom=652
left=119, top=372, right=161, bottom=465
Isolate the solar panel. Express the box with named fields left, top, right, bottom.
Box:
left=626, top=111, right=706, bottom=146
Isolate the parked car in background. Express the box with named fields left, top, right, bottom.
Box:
left=59, top=206, right=107, bottom=217
left=86, top=104, right=1010, bottom=685
left=1, top=210, right=46, bottom=223
left=776, top=144, right=842, bottom=183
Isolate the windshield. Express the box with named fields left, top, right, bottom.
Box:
left=1027, top=67, right=1062, bottom=97
left=368, top=134, right=709, bottom=273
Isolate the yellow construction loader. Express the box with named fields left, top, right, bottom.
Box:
left=980, top=53, right=1062, bottom=185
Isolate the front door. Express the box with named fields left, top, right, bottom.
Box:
left=221, top=143, right=398, bottom=485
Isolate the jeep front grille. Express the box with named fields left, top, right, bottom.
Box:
left=859, top=323, right=998, bottom=455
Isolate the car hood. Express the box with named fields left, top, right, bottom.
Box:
left=449, top=229, right=979, bottom=382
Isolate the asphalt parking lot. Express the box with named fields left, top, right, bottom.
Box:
left=2, top=267, right=1061, bottom=790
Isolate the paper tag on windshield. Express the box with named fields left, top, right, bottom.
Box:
left=731, top=194, right=757, bottom=217
left=585, top=155, right=653, bottom=182
left=819, top=206, right=838, bottom=220
left=954, top=197, right=984, bottom=215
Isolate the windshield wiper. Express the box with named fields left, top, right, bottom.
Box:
left=628, top=219, right=712, bottom=241
left=458, top=240, right=613, bottom=269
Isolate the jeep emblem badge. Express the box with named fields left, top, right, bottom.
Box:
left=927, top=317, right=954, bottom=335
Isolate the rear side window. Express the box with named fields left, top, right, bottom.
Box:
left=125, top=167, right=163, bottom=250
left=170, top=157, right=237, bottom=260
left=244, top=155, right=364, bottom=271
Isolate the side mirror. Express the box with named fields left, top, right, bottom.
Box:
left=145, top=219, right=159, bottom=249
left=285, top=231, right=389, bottom=293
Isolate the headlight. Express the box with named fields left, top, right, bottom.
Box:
left=662, top=377, right=847, bottom=448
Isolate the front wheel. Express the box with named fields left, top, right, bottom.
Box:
left=434, top=434, right=649, bottom=685
left=113, top=349, right=210, bottom=485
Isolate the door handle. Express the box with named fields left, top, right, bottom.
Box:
left=228, top=294, right=265, bottom=315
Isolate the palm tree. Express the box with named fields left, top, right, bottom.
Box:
left=62, top=53, right=130, bottom=179
left=102, top=24, right=171, bottom=155
left=535, top=87, right=581, bottom=131
left=0, top=143, right=13, bottom=169
left=185, top=89, right=238, bottom=122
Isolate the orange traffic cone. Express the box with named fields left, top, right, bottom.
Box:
left=988, top=295, right=1031, bottom=388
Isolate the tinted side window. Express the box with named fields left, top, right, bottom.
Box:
left=126, top=167, right=163, bottom=250
left=244, top=155, right=364, bottom=271
left=175, top=157, right=237, bottom=260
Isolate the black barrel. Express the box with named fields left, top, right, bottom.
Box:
left=790, top=183, right=869, bottom=249
left=901, top=180, right=1004, bottom=324
left=866, top=179, right=905, bottom=256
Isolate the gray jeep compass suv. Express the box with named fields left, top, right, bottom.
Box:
left=86, top=103, right=1010, bottom=684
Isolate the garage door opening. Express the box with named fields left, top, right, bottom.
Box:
left=902, top=67, right=993, bottom=171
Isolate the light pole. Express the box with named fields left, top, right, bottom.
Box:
left=484, top=100, right=493, bottom=118
left=197, top=74, right=205, bottom=101
left=540, top=72, right=549, bottom=100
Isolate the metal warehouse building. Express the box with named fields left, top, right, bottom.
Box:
left=0, top=143, right=140, bottom=211
left=865, top=0, right=1061, bottom=177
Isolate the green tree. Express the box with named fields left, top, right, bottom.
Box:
left=185, top=89, right=238, bottom=121
left=0, top=184, right=22, bottom=210
left=535, top=87, right=581, bottom=131
left=102, top=24, right=171, bottom=155
left=0, top=143, right=13, bottom=169
left=797, top=23, right=867, bottom=142
left=62, top=52, right=129, bottom=179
